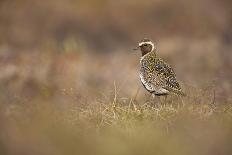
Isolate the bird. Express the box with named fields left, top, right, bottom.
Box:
left=134, top=38, right=185, bottom=96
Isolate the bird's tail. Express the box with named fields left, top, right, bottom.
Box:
left=164, top=87, right=187, bottom=97
left=177, top=91, right=187, bottom=97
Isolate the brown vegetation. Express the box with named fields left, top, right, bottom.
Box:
left=0, top=0, right=232, bottom=155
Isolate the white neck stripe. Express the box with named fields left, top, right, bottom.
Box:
left=139, top=41, right=155, bottom=51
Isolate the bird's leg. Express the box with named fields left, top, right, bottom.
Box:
left=146, top=93, right=152, bottom=102
left=156, top=95, right=168, bottom=108
left=150, top=94, right=158, bottom=107
left=157, top=95, right=162, bottom=105
left=144, top=93, right=152, bottom=106
left=164, top=95, right=168, bottom=105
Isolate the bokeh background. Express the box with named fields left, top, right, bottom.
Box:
left=0, top=0, right=232, bottom=101
left=0, top=0, right=232, bottom=155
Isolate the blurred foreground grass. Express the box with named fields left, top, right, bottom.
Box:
left=0, top=92, right=232, bottom=155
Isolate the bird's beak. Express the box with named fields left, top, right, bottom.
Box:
left=133, top=46, right=140, bottom=51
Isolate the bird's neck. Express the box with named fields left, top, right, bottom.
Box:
left=140, top=51, right=157, bottom=63
left=142, top=50, right=157, bottom=57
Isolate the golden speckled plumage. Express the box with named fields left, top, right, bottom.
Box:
left=137, top=39, right=185, bottom=96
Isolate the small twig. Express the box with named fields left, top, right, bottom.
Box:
left=113, top=81, right=117, bottom=106
left=211, top=89, right=216, bottom=105
left=112, top=81, right=117, bottom=119
left=128, top=87, right=140, bottom=112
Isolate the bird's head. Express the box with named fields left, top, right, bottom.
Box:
left=134, top=38, right=156, bottom=56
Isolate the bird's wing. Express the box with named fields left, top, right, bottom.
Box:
left=153, top=58, right=185, bottom=96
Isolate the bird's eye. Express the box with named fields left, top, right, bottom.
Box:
left=143, top=44, right=148, bottom=46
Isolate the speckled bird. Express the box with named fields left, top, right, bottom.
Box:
left=134, top=38, right=185, bottom=96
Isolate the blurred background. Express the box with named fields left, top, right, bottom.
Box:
left=0, top=0, right=232, bottom=102
left=1, top=0, right=232, bottom=155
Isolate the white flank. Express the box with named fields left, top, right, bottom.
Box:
left=139, top=73, right=154, bottom=92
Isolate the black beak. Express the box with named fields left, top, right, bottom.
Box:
left=133, top=46, right=140, bottom=51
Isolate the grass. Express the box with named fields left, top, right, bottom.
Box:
left=0, top=38, right=232, bottom=154
left=1, top=83, right=232, bottom=155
